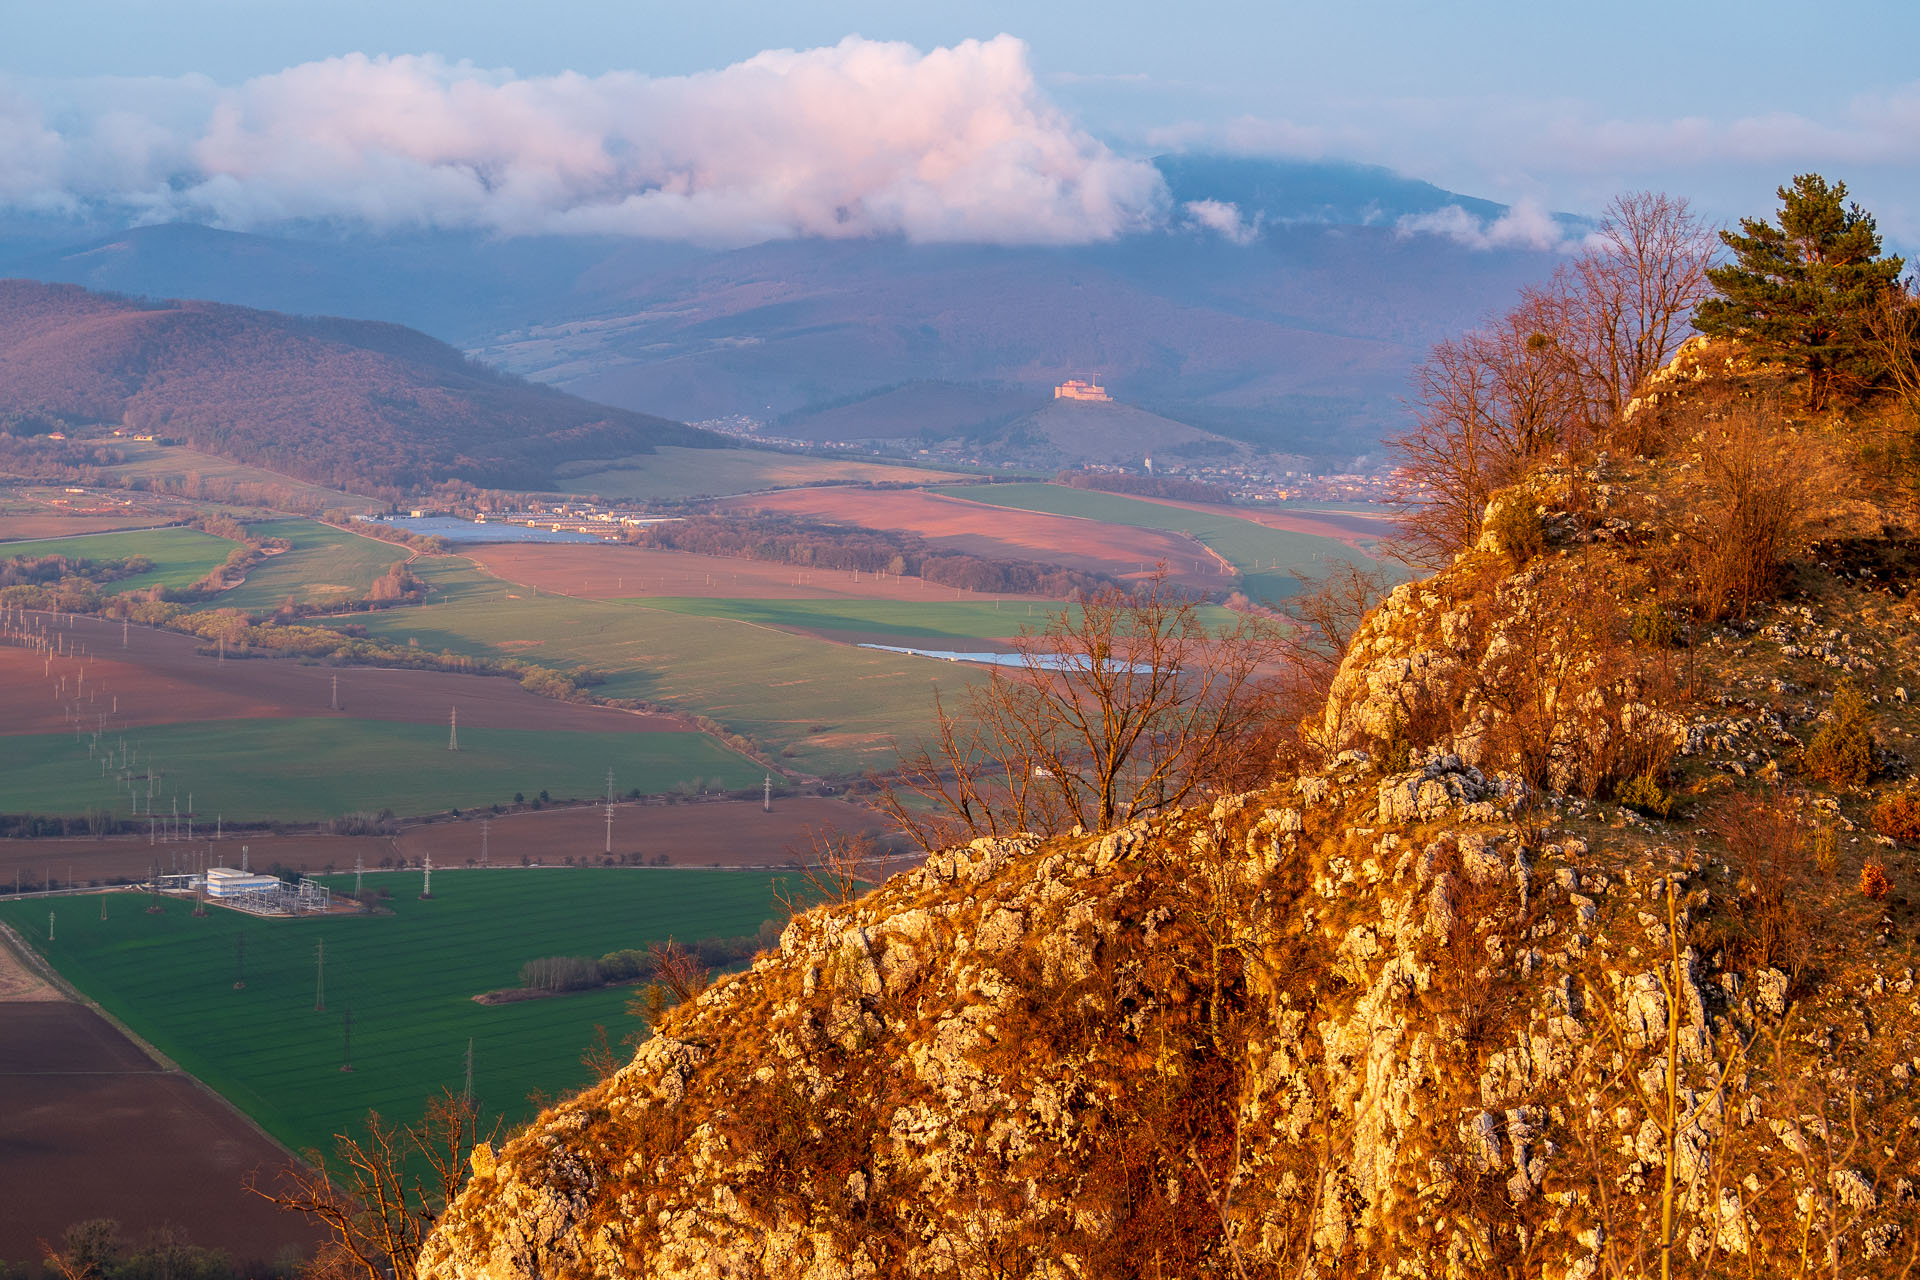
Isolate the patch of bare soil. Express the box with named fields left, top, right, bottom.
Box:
left=0, top=981, right=318, bottom=1267
left=1, top=611, right=682, bottom=735
left=711, top=487, right=1215, bottom=586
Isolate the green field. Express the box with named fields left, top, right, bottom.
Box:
left=636, top=595, right=1068, bottom=642
left=218, top=518, right=408, bottom=611
left=360, top=559, right=982, bottom=775
left=0, top=526, right=240, bottom=593
left=0, top=719, right=764, bottom=822
left=0, top=869, right=792, bottom=1156
left=556, top=445, right=972, bottom=502
left=932, top=483, right=1380, bottom=604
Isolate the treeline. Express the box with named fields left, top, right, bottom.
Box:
left=0, top=807, right=120, bottom=839
left=1054, top=469, right=1233, bottom=504
left=518, top=922, right=784, bottom=993
left=0, top=553, right=152, bottom=589
left=13, top=1217, right=283, bottom=1280
left=627, top=513, right=1119, bottom=597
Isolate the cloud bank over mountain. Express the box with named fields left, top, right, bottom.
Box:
left=0, top=36, right=1168, bottom=246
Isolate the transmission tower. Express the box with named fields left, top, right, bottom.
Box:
left=480, top=818, right=489, bottom=867
left=421, top=852, right=432, bottom=899
left=604, top=766, right=615, bottom=855
left=764, top=774, right=773, bottom=813
left=448, top=706, right=459, bottom=751
left=354, top=855, right=364, bottom=896
left=330, top=675, right=339, bottom=711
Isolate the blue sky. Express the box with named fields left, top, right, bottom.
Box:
left=5, top=0, right=1917, bottom=238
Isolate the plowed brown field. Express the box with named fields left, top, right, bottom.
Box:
left=0, top=797, right=897, bottom=888
left=0, top=953, right=317, bottom=1267
left=1, top=611, right=680, bottom=735
left=464, top=542, right=1041, bottom=601
left=712, top=487, right=1211, bottom=584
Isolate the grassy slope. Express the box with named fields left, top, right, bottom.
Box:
left=0, top=870, right=792, bottom=1156
left=557, top=446, right=972, bottom=502
left=358, top=559, right=980, bottom=776
left=930, top=483, right=1377, bottom=604
left=220, top=518, right=408, bottom=611
left=0, top=720, right=763, bottom=822
left=0, top=526, right=240, bottom=592
left=101, top=441, right=385, bottom=512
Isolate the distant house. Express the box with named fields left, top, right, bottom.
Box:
left=1054, top=378, right=1112, bottom=403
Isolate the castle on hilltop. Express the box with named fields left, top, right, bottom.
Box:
left=1053, top=377, right=1111, bottom=402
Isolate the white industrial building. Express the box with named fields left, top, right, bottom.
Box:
left=204, top=867, right=284, bottom=898
left=202, top=867, right=333, bottom=916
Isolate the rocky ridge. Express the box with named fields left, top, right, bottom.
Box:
left=421, top=393, right=1920, bottom=1277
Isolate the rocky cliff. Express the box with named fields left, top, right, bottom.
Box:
left=421, top=360, right=1920, bottom=1277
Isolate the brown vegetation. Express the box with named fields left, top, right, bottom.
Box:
left=881, top=574, right=1284, bottom=846
left=251, top=1091, right=493, bottom=1280
left=625, top=510, right=1122, bottom=597
left=713, top=486, right=1216, bottom=586
left=1390, top=191, right=1714, bottom=564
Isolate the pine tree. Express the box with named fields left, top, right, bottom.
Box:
left=1694, top=174, right=1903, bottom=408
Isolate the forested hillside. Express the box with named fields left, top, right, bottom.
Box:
left=0, top=280, right=719, bottom=492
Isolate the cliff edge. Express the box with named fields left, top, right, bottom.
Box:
left=422, top=352, right=1920, bottom=1277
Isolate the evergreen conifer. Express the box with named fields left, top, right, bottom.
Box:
left=1695, top=174, right=1903, bottom=407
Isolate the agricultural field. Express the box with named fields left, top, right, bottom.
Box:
left=0, top=484, right=188, bottom=540
left=0, top=795, right=899, bottom=890
left=635, top=595, right=1073, bottom=644
left=98, top=440, right=384, bottom=513
left=464, top=541, right=1055, bottom=603
left=0, top=992, right=317, bottom=1267
left=0, top=868, right=797, bottom=1160
left=717, top=485, right=1211, bottom=586
left=555, top=444, right=972, bottom=502
left=217, top=517, right=409, bottom=611
left=929, top=483, right=1383, bottom=604
left=0, top=719, right=763, bottom=823
left=0, top=525, right=241, bottom=591
left=0, top=611, right=687, bottom=736
left=358, top=558, right=981, bottom=776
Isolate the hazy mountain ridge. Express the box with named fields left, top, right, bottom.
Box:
left=0, top=158, right=1559, bottom=465
left=0, top=280, right=718, bottom=492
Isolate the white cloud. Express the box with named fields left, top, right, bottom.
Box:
left=0, top=37, right=1168, bottom=246
left=1394, top=199, right=1570, bottom=252
left=1181, top=198, right=1260, bottom=245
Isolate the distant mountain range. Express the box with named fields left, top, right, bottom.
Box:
left=0, top=157, right=1565, bottom=467
left=0, top=280, right=715, bottom=492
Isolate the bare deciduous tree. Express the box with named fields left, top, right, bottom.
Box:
left=1547, top=191, right=1718, bottom=434
left=881, top=573, right=1285, bottom=849
left=1393, top=190, right=1717, bottom=562
left=251, top=1089, right=494, bottom=1280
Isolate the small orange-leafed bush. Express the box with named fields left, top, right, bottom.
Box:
left=1801, top=680, right=1877, bottom=788
left=1860, top=858, right=1892, bottom=901
left=1710, top=791, right=1812, bottom=976
left=1871, top=790, right=1920, bottom=841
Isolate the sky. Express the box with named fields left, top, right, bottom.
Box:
left=5, top=0, right=1918, bottom=245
